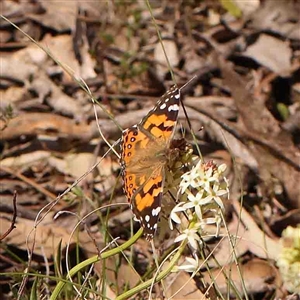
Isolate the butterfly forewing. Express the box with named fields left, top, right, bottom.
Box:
left=140, top=85, right=180, bottom=141
left=120, top=85, right=181, bottom=240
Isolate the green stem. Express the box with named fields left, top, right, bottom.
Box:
left=115, top=240, right=187, bottom=300
left=50, top=229, right=143, bottom=300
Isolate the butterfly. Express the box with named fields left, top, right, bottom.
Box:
left=120, top=85, right=181, bottom=240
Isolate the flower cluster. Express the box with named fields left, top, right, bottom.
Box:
left=277, top=225, right=300, bottom=293
left=169, top=159, right=229, bottom=250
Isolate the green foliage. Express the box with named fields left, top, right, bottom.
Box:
left=30, top=276, right=38, bottom=300
left=0, top=104, right=15, bottom=130
left=100, top=32, right=115, bottom=46
left=277, top=102, right=289, bottom=121
left=219, top=0, right=242, bottom=17
left=118, top=52, right=148, bottom=82
left=54, top=240, right=63, bottom=279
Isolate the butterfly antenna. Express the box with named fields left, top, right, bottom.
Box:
left=178, top=75, right=204, bottom=159
left=178, top=75, right=198, bottom=131
left=179, top=74, right=198, bottom=92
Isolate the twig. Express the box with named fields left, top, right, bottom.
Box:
left=0, top=165, right=57, bottom=201
left=0, top=191, right=18, bottom=241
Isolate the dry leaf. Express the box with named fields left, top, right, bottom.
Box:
left=244, top=34, right=292, bottom=77
left=28, top=1, right=77, bottom=32
left=1, top=151, right=51, bottom=168
left=42, top=34, right=96, bottom=81
left=203, top=259, right=280, bottom=297
left=0, top=214, right=97, bottom=258
left=165, top=270, right=205, bottom=299
left=154, top=40, right=179, bottom=79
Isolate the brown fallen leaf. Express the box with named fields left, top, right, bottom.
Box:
left=31, top=73, right=85, bottom=120
left=28, top=2, right=77, bottom=32
left=1, top=151, right=51, bottom=168
left=219, top=57, right=300, bottom=208
left=94, top=259, right=140, bottom=296
left=165, top=270, right=206, bottom=299
left=1, top=44, right=47, bottom=83
left=0, top=213, right=97, bottom=258
left=206, top=199, right=281, bottom=270
left=203, top=258, right=282, bottom=297
left=154, top=39, right=179, bottom=80
left=182, top=104, right=259, bottom=170
left=232, top=200, right=282, bottom=260
left=244, top=34, right=292, bottom=77
left=1, top=113, right=93, bottom=141
left=42, top=34, right=96, bottom=81
left=249, top=0, right=300, bottom=41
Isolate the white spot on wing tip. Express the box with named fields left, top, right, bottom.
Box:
left=152, top=207, right=161, bottom=216
left=160, top=103, right=167, bottom=110
left=168, top=104, right=179, bottom=112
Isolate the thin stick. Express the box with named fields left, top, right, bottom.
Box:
left=0, top=191, right=18, bottom=241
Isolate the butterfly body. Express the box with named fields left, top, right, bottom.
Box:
left=120, top=86, right=180, bottom=240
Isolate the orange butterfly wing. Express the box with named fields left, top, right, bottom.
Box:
left=120, top=86, right=180, bottom=240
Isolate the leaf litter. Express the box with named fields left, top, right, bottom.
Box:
left=1, top=1, right=300, bottom=299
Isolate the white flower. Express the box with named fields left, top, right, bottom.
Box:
left=197, top=166, right=216, bottom=192
left=169, top=202, right=186, bottom=230
left=177, top=256, right=199, bottom=273
left=218, top=163, right=227, bottom=173
left=174, top=227, right=201, bottom=250
left=180, top=160, right=216, bottom=194
left=201, top=214, right=222, bottom=236
left=202, top=182, right=227, bottom=210
left=183, top=189, right=205, bottom=221
left=213, top=163, right=227, bottom=180
left=179, top=169, right=198, bottom=193
left=172, top=159, right=229, bottom=243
